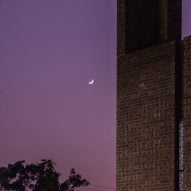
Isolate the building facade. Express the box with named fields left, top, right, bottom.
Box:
left=117, top=0, right=191, bottom=190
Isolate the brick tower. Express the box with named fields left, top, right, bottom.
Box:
left=117, top=0, right=191, bottom=191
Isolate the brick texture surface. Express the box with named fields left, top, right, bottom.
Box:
left=183, top=36, right=191, bottom=191
left=117, top=42, right=176, bottom=191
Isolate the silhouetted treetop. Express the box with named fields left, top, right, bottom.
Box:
left=0, top=159, right=89, bottom=191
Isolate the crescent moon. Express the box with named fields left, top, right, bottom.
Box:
left=88, top=79, right=94, bottom=85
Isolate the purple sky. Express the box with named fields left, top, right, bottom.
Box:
left=0, top=0, right=191, bottom=190
left=183, top=0, right=191, bottom=37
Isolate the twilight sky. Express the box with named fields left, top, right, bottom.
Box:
left=0, top=0, right=191, bottom=190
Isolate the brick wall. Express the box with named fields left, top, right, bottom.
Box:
left=125, top=0, right=160, bottom=52
left=117, top=0, right=182, bottom=54
left=167, top=0, right=182, bottom=41
left=117, top=0, right=125, bottom=56
left=117, top=42, right=176, bottom=191
left=117, top=1, right=188, bottom=190
left=183, top=36, right=191, bottom=191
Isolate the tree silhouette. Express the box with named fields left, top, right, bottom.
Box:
left=0, top=159, right=89, bottom=191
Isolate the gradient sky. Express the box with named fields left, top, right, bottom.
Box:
left=0, top=1, right=191, bottom=190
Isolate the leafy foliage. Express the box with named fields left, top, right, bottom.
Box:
left=0, top=159, right=89, bottom=191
